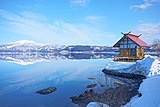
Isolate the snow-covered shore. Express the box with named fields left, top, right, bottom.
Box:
left=105, top=55, right=160, bottom=77
left=124, top=75, right=160, bottom=107
left=88, top=55, right=160, bottom=107
left=88, top=75, right=160, bottom=107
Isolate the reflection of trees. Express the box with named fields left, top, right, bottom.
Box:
left=71, top=74, right=143, bottom=107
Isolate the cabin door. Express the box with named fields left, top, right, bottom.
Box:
left=121, top=49, right=131, bottom=57
left=130, top=48, right=136, bottom=57
left=126, top=49, right=130, bottom=57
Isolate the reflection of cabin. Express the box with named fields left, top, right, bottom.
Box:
left=113, top=32, right=149, bottom=62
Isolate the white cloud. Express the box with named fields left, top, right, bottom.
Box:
left=135, top=23, right=160, bottom=36
left=0, top=9, right=116, bottom=45
left=131, top=0, right=160, bottom=9
left=70, top=0, right=90, bottom=7
left=131, top=3, right=152, bottom=9
left=16, top=4, right=47, bottom=10
left=85, top=15, right=105, bottom=24
left=133, top=23, right=160, bottom=44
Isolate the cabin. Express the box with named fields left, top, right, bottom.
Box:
left=113, top=32, right=149, bottom=62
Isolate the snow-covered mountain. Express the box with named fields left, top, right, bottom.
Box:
left=0, top=40, right=66, bottom=52
left=0, top=40, right=119, bottom=53
left=8, top=40, right=44, bottom=46
left=0, top=40, right=157, bottom=56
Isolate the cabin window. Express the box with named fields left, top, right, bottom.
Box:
left=130, top=44, right=137, bottom=48
left=120, top=43, right=137, bottom=49
left=120, top=44, right=128, bottom=48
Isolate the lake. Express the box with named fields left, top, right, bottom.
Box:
left=0, top=54, right=109, bottom=107
left=0, top=53, right=142, bottom=107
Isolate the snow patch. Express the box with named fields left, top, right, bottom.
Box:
left=106, top=55, right=160, bottom=77
left=87, top=102, right=109, bottom=107
left=125, top=75, right=160, bottom=107
left=106, top=61, right=135, bottom=70
left=13, top=40, right=37, bottom=44
left=10, top=40, right=45, bottom=46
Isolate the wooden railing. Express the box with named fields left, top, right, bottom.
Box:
left=114, top=56, right=142, bottom=62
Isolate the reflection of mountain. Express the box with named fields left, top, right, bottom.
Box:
left=0, top=53, right=116, bottom=65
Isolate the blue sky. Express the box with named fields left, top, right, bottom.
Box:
left=0, top=0, right=160, bottom=45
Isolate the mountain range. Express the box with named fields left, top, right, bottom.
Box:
left=0, top=40, right=157, bottom=65
left=0, top=40, right=118, bottom=53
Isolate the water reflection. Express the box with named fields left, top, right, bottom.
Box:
left=0, top=57, right=107, bottom=107
left=0, top=53, right=114, bottom=65
left=71, top=74, right=143, bottom=107
left=0, top=53, right=142, bottom=107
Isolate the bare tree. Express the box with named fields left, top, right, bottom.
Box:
left=150, top=39, right=160, bottom=57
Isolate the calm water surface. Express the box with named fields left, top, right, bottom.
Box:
left=0, top=58, right=108, bottom=107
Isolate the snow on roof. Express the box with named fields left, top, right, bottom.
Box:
left=114, top=34, right=149, bottom=47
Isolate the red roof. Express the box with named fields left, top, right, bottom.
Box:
left=114, top=34, right=149, bottom=47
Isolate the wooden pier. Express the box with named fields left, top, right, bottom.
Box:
left=114, top=56, right=143, bottom=62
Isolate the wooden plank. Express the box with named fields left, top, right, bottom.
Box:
left=114, top=56, right=142, bottom=62
left=141, top=48, right=144, bottom=57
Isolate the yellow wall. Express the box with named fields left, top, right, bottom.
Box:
left=120, top=48, right=144, bottom=59
left=120, top=49, right=130, bottom=57
left=136, top=48, right=144, bottom=59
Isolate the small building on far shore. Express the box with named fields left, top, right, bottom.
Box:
left=113, top=32, right=149, bottom=62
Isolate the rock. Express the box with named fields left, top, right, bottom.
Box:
left=88, top=78, right=96, bottom=80
left=36, top=87, right=57, bottom=95
left=113, top=81, right=123, bottom=86
left=138, top=93, right=142, bottom=97
left=100, top=85, right=105, bottom=87
left=86, top=84, right=97, bottom=88
left=70, top=96, right=79, bottom=104
left=84, top=90, right=90, bottom=94
left=71, top=84, right=140, bottom=107
left=79, top=94, right=85, bottom=98
left=89, top=89, right=94, bottom=93
left=70, top=96, right=79, bottom=100
left=102, top=69, right=146, bottom=79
